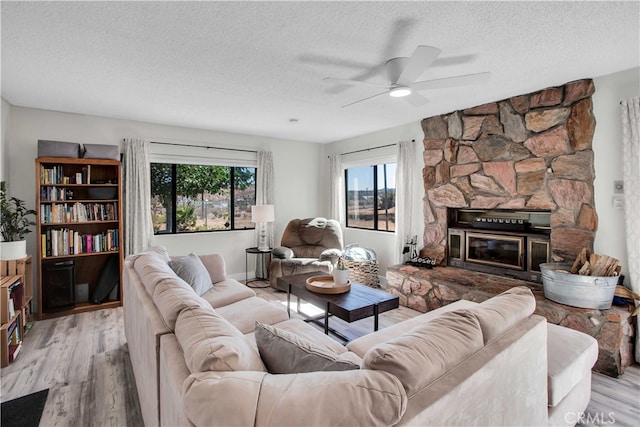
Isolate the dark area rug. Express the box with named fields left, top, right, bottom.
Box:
left=1, top=389, right=49, bottom=427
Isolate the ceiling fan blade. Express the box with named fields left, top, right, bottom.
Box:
left=397, top=45, right=442, bottom=85
left=341, top=91, right=389, bottom=108
left=413, top=72, right=491, bottom=91
left=322, top=77, right=389, bottom=89
left=404, top=92, right=429, bottom=107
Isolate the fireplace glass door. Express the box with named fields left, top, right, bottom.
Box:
left=466, top=233, right=524, bottom=270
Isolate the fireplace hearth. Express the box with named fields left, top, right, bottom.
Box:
left=447, top=208, right=550, bottom=282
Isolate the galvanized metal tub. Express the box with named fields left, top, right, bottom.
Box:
left=540, top=263, right=618, bottom=309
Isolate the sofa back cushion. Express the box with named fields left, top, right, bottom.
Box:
left=182, top=369, right=407, bottom=427
left=257, top=370, right=407, bottom=426
left=197, top=253, right=227, bottom=284
left=469, top=286, right=536, bottom=344
left=176, top=305, right=266, bottom=373
left=131, top=248, right=177, bottom=296
left=362, top=309, right=484, bottom=396
left=152, top=279, right=209, bottom=331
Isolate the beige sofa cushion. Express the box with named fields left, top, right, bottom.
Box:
left=201, top=279, right=256, bottom=309
left=183, top=370, right=405, bottom=427
left=256, top=370, right=407, bottom=426
left=547, top=323, right=598, bottom=407
left=132, top=249, right=180, bottom=296
left=469, top=286, right=536, bottom=344
left=215, top=297, right=288, bottom=334
left=198, top=253, right=227, bottom=284
left=152, top=278, right=210, bottom=331
left=175, top=305, right=266, bottom=373
left=183, top=371, right=265, bottom=427
left=347, top=299, right=478, bottom=357
left=255, top=322, right=359, bottom=373
left=363, top=309, right=484, bottom=396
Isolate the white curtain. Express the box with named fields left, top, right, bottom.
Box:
left=123, top=138, right=153, bottom=256
left=256, top=151, right=274, bottom=248
left=620, top=97, right=640, bottom=363
left=395, top=140, right=417, bottom=264
left=329, top=154, right=344, bottom=224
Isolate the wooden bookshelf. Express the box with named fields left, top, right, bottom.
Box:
left=0, top=275, right=24, bottom=367
left=35, top=157, right=123, bottom=320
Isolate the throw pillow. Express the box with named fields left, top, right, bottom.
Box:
left=168, top=253, right=213, bottom=296
left=255, top=322, right=360, bottom=374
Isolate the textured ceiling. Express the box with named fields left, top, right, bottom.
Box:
left=2, top=1, right=639, bottom=143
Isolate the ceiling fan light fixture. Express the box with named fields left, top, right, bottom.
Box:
left=389, top=86, right=412, bottom=98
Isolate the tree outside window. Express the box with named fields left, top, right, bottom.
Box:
left=151, top=163, right=256, bottom=234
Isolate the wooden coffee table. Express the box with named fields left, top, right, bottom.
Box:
left=277, top=271, right=399, bottom=341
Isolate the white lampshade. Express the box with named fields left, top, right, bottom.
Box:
left=251, top=204, right=275, bottom=223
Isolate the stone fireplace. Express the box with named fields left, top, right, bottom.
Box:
left=419, top=78, right=597, bottom=266
left=385, top=79, right=635, bottom=377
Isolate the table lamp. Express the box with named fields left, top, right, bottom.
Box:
left=251, top=204, right=275, bottom=251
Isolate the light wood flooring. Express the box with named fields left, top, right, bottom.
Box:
left=1, top=281, right=638, bottom=426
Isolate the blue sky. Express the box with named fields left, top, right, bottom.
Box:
left=347, top=164, right=396, bottom=192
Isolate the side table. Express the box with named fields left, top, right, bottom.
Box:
left=245, top=247, right=272, bottom=287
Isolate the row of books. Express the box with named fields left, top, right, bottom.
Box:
left=40, top=186, right=74, bottom=201
left=7, top=315, right=20, bottom=345
left=1, top=276, right=22, bottom=325
left=40, top=165, right=90, bottom=185
left=41, top=228, right=119, bottom=257
left=8, top=313, right=21, bottom=362
left=40, top=202, right=118, bottom=224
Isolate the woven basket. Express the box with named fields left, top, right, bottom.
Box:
left=344, top=259, right=380, bottom=288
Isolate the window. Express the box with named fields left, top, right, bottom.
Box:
left=345, top=163, right=396, bottom=231
left=150, top=163, right=256, bottom=234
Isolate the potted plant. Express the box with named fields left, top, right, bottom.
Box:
left=1, top=181, right=36, bottom=260
left=332, top=255, right=350, bottom=285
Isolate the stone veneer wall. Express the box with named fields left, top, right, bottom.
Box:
left=420, top=79, right=597, bottom=264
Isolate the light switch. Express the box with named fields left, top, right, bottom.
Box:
left=614, top=180, right=624, bottom=194
left=612, top=196, right=625, bottom=209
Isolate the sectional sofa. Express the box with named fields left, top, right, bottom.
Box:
left=123, top=247, right=597, bottom=426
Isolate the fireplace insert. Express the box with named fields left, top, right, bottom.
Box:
left=447, top=209, right=551, bottom=282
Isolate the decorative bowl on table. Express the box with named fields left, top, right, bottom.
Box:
left=305, top=275, right=351, bottom=294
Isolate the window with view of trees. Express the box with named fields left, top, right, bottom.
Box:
left=345, top=163, right=396, bottom=232
left=150, top=163, right=256, bottom=234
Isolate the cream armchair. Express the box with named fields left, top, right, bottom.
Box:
left=269, top=217, right=343, bottom=289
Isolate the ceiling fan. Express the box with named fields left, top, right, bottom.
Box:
left=323, top=45, right=491, bottom=108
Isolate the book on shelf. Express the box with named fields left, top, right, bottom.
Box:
left=43, top=228, right=119, bottom=257
left=7, top=316, right=19, bottom=343
left=9, top=343, right=21, bottom=362
left=40, top=202, right=118, bottom=223
left=40, top=164, right=91, bottom=184
left=8, top=299, right=15, bottom=318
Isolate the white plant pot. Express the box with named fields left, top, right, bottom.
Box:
left=1, top=240, right=27, bottom=260
left=332, top=269, right=350, bottom=286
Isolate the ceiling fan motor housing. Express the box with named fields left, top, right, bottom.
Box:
left=385, top=57, right=409, bottom=84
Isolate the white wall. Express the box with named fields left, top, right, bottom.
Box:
left=592, top=67, right=640, bottom=282
left=5, top=106, right=323, bottom=279
left=324, top=122, right=425, bottom=281
left=1, top=98, right=10, bottom=183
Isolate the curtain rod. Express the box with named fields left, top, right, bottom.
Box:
left=122, top=139, right=257, bottom=154
left=339, top=140, right=415, bottom=156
